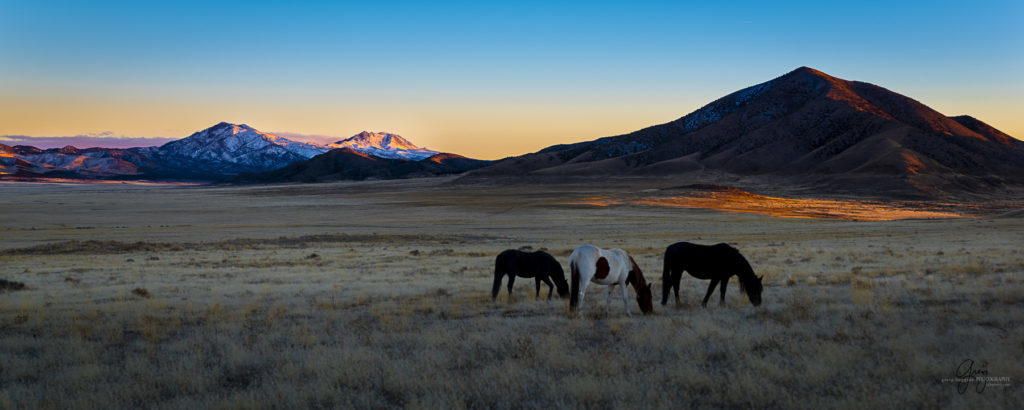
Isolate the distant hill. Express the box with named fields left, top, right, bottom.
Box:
left=1, top=143, right=162, bottom=179
left=230, top=148, right=490, bottom=183
left=466, top=67, right=1024, bottom=198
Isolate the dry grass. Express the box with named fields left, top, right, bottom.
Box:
left=1, top=179, right=1022, bottom=408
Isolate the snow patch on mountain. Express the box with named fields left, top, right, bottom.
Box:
left=682, top=81, right=774, bottom=132
left=159, top=122, right=330, bottom=162
left=328, top=131, right=439, bottom=160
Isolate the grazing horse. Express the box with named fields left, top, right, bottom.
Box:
left=568, top=245, right=653, bottom=317
left=661, top=242, right=763, bottom=308
left=492, top=249, right=570, bottom=300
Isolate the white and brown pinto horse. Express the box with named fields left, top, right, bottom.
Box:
left=568, top=245, right=653, bottom=317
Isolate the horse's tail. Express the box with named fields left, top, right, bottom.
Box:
left=663, top=249, right=674, bottom=284
left=569, top=260, right=580, bottom=311
left=661, top=250, right=672, bottom=305
left=491, top=256, right=504, bottom=300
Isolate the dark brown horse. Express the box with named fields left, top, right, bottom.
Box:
left=492, top=249, right=569, bottom=300
left=662, top=242, right=763, bottom=307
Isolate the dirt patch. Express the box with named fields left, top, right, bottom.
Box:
left=576, top=185, right=977, bottom=221
left=0, top=233, right=499, bottom=255
left=0, top=278, right=26, bottom=291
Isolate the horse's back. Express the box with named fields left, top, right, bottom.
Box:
left=569, top=244, right=600, bottom=265
left=598, top=247, right=632, bottom=284
left=528, top=250, right=557, bottom=266
left=603, top=248, right=631, bottom=269
left=500, top=249, right=559, bottom=275
left=495, top=249, right=525, bottom=272
left=710, top=242, right=738, bottom=254
left=496, top=249, right=521, bottom=263
left=667, top=242, right=737, bottom=256
left=666, top=242, right=743, bottom=273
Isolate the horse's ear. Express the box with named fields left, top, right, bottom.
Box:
left=758, top=275, right=764, bottom=281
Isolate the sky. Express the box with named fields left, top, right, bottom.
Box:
left=1, top=0, right=1021, bottom=159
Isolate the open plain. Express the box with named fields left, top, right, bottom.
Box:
left=1, top=178, right=1022, bottom=408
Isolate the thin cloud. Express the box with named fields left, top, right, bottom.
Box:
left=0, top=133, right=174, bottom=149
left=271, top=131, right=339, bottom=146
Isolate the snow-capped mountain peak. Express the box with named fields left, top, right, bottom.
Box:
left=328, top=131, right=438, bottom=160
left=153, top=122, right=331, bottom=174
left=334, top=131, right=420, bottom=150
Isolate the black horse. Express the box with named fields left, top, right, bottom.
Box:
left=662, top=242, right=763, bottom=307
left=492, top=249, right=570, bottom=300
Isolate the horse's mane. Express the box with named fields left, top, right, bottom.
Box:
left=735, top=254, right=760, bottom=295
left=626, top=255, right=646, bottom=289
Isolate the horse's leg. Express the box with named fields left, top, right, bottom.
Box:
left=661, top=268, right=674, bottom=306
left=702, top=279, right=719, bottom=308
left=491, top=271, right=504, bottom=301
left=541, top=276, right=555, bottom=300
left=605, top=284, right=614, bottom=316
left=507, top=274, right=516, bottom=299
left=719, top=277, right=729, bottom=306
left=673, top=271, right=682, bottom=306
left=535, top=277, right=542, bottom=299
left=577, top=282, right=588, bottom=316
left=621, top=281, right=632, bottom=317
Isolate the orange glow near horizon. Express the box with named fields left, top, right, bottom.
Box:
left=0, top=95, right=691, bottom=160
left=1, top=90, right=1021, bottom=160
left=576, top=190, right=973, bottom=221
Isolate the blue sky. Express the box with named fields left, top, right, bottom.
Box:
left=1, top=0, right=1021, bottom=158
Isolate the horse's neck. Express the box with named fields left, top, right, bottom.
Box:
left=735, top=266, right=756, bottom=288
left=626, top=266, right=646, bottom=289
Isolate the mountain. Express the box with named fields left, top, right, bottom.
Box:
left=1, top=143, right=161, bottom=179
left=140, top=122, right=331, bottom=177
left=949, top=115, right=1016, bottom=147
left=230, top=149, right=490, bottom=183
left=328, top=131, right=439, bottom=160
left=1, top=122, right=336, bottom=180
left=467, top=66, right=1024, bottom=198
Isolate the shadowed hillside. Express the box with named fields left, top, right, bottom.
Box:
left=466, top=67, right=1024, bottom=198
left=231, top=148, right=490, bottom=183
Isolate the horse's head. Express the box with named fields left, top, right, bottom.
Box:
left=740, top=274, right=764, bottom=307
left=628, top=256, right=654, bottom=314
left=550, top=260, right=570, bottom=298
left=637, top=282, right=654, bottom=314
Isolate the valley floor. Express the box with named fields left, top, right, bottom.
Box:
left=1, top=178, right=1022, bottom=408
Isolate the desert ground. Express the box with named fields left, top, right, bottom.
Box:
left=1, top=177, right=1022, bottom=408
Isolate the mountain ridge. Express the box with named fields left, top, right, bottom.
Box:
left=230, top=148, right=490, bottom=183
left=465, top=66, right=1023, bottom=198
left=1, top=123, right=479, bottom=181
